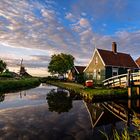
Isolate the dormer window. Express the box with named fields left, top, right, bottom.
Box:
left=95, top=57, right=98, bottom=64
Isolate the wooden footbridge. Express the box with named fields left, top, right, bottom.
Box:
left=103, top=70, right=140, bottom=97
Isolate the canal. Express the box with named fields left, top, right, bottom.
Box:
left=0, top=84, right=139, bottom=140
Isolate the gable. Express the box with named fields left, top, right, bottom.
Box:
left=84, top=49, right=105, bottom=73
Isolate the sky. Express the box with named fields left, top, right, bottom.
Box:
left=0, top=0, right=140, bottom=76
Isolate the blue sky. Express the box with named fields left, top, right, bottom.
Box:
left=0, top=0, right=140, bottom=76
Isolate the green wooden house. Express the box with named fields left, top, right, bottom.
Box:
left=84, top=42, right=138, bottom=84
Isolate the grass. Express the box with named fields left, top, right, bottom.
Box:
left=46, top=81, right=129, bottom=101
left=100, top=128, right=140, bottom=140
left=0, top=78, right=40, bottom=93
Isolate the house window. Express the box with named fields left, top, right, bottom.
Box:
left=112, top=68, right=118, bottom=76
left=95, top=57, right=98, bottom=64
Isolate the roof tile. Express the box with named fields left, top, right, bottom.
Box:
left=97, top=49, right=138, bottom=68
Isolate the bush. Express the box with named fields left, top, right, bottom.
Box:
left=0, top=73, right=13, bottom=78
left=75, top=73, right=85, bottom=84
left=0, top=78, right=40, bottom=93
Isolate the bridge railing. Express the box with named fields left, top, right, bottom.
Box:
left=103, top=72, right=140, bottom=87
left=103, top=73, right=127, bottom=87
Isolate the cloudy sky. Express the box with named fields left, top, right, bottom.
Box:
left=0, top=0, right=140, bottom=76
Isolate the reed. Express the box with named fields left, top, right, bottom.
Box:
left=100, top=128, right=140, bottom=140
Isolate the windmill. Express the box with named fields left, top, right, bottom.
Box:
left=19, top=59, right=26, bottom=76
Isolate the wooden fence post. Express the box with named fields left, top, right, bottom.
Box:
left=136, top=87, right=140, bottom=95
left=128, top=99, right=131, bottom=109
left=127, top=69, right=132, bottom=98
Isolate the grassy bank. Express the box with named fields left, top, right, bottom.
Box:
left=46, top=81, right=131, bottom=101
left=0, top=78, right=40, bottom=93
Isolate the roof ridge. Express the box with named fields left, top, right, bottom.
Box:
left=97, top=48, right=130, bottom=55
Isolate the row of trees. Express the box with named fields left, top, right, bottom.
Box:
left=0, top=59, right=6, bottom=73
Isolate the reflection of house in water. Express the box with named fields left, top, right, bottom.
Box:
left=88, top=100, right=140, bottom=128
left=103, top=100, right=140, bottom=128
left=86, top=103, right=120, bottom=128
left=85, top=100, right=140, bottom=139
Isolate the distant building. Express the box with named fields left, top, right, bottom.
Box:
left=84, top=42, right=138, bottom=84
left=19, top=59, right=32, bottom=77
left=19, top=66, right=32, bottom=77
left=136, top=57, right=140, bottom=68
left=68, top=66, right=86, bottom=81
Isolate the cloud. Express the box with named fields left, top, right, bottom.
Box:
left=65, top=13, right=75, bottom=21
left=0, top=0, right=140, bottom=76
left=71, top=0, right=128, bottom=21
left=79, top=18, right=90, bottom=27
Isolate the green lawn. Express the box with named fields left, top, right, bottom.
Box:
left=46, top=81, right=129, bottom=101
left=0, top=78, right=40, bottom=93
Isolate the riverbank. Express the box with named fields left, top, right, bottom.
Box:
left=46, top=81, right=132, bottom=101
left=0, top=78, right=40, bottom=93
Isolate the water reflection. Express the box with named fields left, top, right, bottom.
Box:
left=19, top=91, right=26, bottom=98
left=84, top=99, right=140, bottom=139
left=0, top=93, right=5, bottom=102
left=47, top=88, right=73, bottom=114
left=0, top=84, right=139, bottom=139
left=0, top=84, right=92, bottom=140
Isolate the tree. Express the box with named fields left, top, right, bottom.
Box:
left=48, top=53, right=74, bottom=76
left=76, top=73, right=85, bottom=84
left=0, top=59, right=6, bottom=73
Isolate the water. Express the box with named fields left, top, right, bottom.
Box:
left=0, top=84, right=92, bottom=140
left=0, top=83, right=139, bottom=140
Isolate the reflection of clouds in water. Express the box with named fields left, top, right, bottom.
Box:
left=3, top=85, right=54, bottom=102
left=0, top=101, right=92, bottom=140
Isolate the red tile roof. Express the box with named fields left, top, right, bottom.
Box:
left=136, top=57, right=140, bottom=67
left=97, top=49, right=138, bottom=68
left=75, top=66, right=86, bottom=73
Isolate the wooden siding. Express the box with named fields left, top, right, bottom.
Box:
left=105, top=67, right=112, bottom=79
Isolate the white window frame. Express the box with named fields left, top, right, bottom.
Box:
left=112, top=68, right=118, bottom=76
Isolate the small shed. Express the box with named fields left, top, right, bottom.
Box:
left=67, top=66, right=86, bottom=81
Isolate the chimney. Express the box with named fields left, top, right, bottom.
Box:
left=112, top=42, right=117, bottom=53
